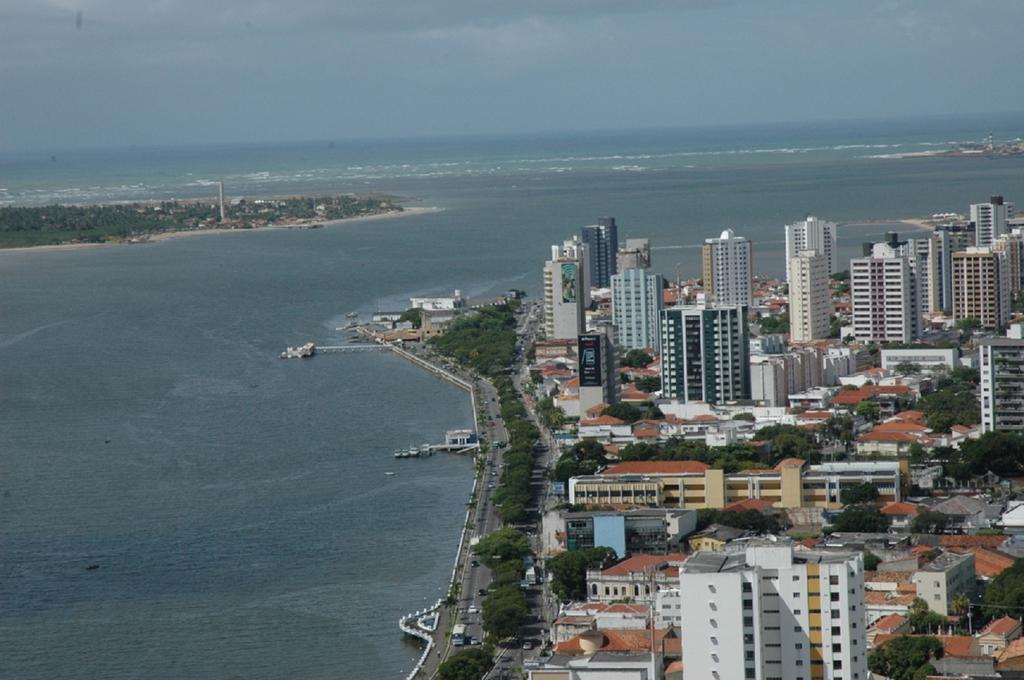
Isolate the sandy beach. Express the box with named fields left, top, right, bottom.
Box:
left=837, top=217, right=937, bottom=231
left=0, top=206, right=442, bottom=253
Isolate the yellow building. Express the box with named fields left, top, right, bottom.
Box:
left=568, top=459, right=900, bottom=510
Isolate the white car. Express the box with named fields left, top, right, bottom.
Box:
left=468, top=606, right=479, bottom=614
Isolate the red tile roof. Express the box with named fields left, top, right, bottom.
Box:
left=865, top=592, right=916, bottom=606
left=946, top=547, right=1016, bottom=579
left=873, top=634, right=975, bottom=658
left=723, top=498, right=776, bottom=513
left=938, top=535, right=1008, bottom=549
left=871, top=614, right=909, bottom=631
left=554, top=627, right=680, bottom=655
left=999, top=637, right=1024, bottom=663
left=601, top=553, right=686, bottom=577
left=581, top=415, right=626, bottom=426
left=773, top=458, right=806, bottom=471
left=603, top=461, right=710, bottom=475
left=982, top=616, right=1021, bottom=637
left=881, top=502, right=920, bottom=516
left=858, top=430, right=925, bottom=443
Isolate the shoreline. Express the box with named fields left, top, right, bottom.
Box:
left=0, top=206, right=442, bottom=253
left=837, top=217, right=937, bottom=231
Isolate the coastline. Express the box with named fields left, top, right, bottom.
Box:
left=837, top=217, right=937, bottom=231
left=0, top=205, right=442, bottom=254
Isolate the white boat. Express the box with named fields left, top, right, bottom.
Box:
left=384, top=471, right=397, bottom=476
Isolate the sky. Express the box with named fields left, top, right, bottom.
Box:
left=2, top=0, right=1023, bottom=151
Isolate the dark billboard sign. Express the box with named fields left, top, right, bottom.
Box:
left=578, top=334, right=602, bottom=387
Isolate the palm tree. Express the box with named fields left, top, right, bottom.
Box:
left=950, top=592, right=970, bottom=618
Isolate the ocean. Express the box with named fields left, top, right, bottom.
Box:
left=1, top=112, right=1023, bottom=678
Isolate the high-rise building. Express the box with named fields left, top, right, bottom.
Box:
left=785, top=216, right=837, bottom=281
left=788, top=250, right=830, bottom=343
left=850, top=243, right=921, bottom=343
left=680, top=546, right=867, bottom=680
left=577, top=330, right=619, bottom=414
left=543, top=243, right=587, bottom=340
left=750, top=355, right=788, bottom=407
left=581, top=217, right=619, bottom=288
left=616, top=238, right=652, bottom=271
left=702, top=229, right=753, bottom=308
left=952, top=247, right=1011, bottom=329
left=555, top=236, right=592, bottom=306
left=979, top=338, right=1024, bottom=433
left=660, top=301, right=750, bottom=404
left=993, top=232, right=1024, bottom=293
left=972, top=196, right=1014, bottom=247
left=611, top=268, right=664, bottom=352
left=926, top=228, right=954, bottom=313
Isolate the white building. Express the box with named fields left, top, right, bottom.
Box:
left=850, top=243, right=921, bottom=343
left=785, top=216, right=838, bottom=282
left=702, top=229, right=753, bottom=308
left=789, top=250, right=831, bottom=343
left=979, top=337, right=1024, bottom=433
left=617, top=238, right=652, bottom=271
left=911, top=552, right=975, bottom=616
left=880, top=348, right=960, bottom=373
left=544, top=241, right=588, bottom=340
left=751, top=355, right=788, bottom=407
left=611, top=269, right=664, bottom=352
left=680, top=546, right=867, bottom=680
left=972, top=196, right=1014, bottom=247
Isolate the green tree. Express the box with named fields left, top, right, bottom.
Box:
left=840, top=482, right=879, bottom=506
left=984, top=559, right=1024, bottom=618
left=868, top=635, right=943, bottom=680
left=907, top=597, right=945, bottom=633
left=863, top=550, right=882, bottom=571
left=832, top=504, right=889, bottom=533
left=620, top=350, right=653, bottom=368
left=551, top=440, right=609, bottom=484
left=950, top=592, right=970, bottom=618
left=855, top=400, right=881, bottom=422
left=482, top=586, right=529, bottom=638
left=893, top=362, right=922, bottom=375
left=546, top=547, right=617, bottom=601
left=909, top=511, right=949, bottom=534
left=634, top=376, right=662, bottom=393
left=602, top=402, right=644, bottom=423
left=398, top=307, right=423, bottom=328
left=696, top=509, right=782, bottom=534
left=956, top=317, right=982, bottom=332
left=438, top=648, right=494, bottom=680
left=472, top=529, right=531, bottom=568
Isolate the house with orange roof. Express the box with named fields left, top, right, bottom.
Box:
left=979, top=616, right=1023, bottom=656
left=554, top=627, right=681, bottom=658
left=997, top=636, right=1024, bottom=671
left=881, top=501, right=921, bottom=531
left=866, top=613, right=911, bottom=647
left=872, top=633, right=979, bottom=658
left=578, top=415, right=632, bottom=441
left=865, top=590, right=917, bottom=624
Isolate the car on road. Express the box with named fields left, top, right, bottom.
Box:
left=478, top=588, right=488, bottom=596
left=469, top=637, right=480, bottom=646
left=467, top=606, right=479, bottom=614
left=522, top=640, right=535, bottom=650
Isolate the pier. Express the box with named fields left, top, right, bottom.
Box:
left=316, top=344, right=391, bottom=353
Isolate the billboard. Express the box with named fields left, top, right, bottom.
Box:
left=560, top=263, right=578, bottom=303
left=578, top=334, right=602, bottom=387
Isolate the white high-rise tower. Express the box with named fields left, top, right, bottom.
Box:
left=785, top=216, right=837, bottom=282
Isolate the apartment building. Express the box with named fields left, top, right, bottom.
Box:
left=680, top=546, right=868, bottom=680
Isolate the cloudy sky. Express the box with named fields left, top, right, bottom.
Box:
left=2, top=0, right=1022, bottom=151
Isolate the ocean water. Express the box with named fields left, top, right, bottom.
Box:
left=2, top=113, right=1024, bottom=678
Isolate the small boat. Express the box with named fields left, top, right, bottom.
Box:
left=346, top=312, right=359, bottom=319
left=384, top=471, right=397, bottom=476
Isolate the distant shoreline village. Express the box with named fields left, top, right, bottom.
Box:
left=0, top=187, right=433, bottom=250
left=313, top=195, right=1024, bottom=679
